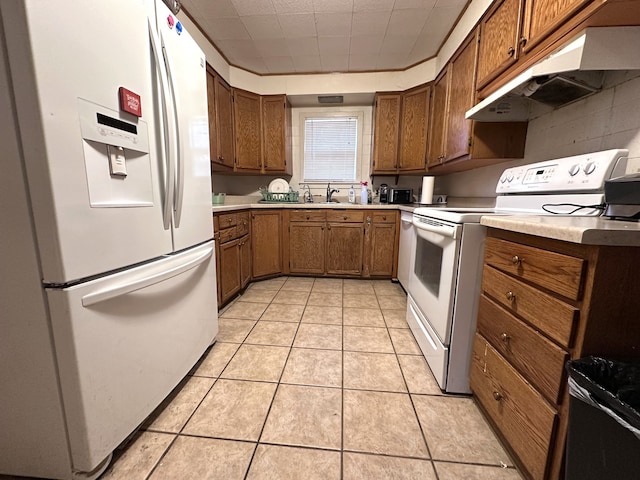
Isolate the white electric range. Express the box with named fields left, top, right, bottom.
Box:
left=407, top=149, right=629, bottom=394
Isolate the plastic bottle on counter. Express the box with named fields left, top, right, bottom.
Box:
left=348, top=185, right=355, bottom=203
left=361, top=182, right=368, bottom=204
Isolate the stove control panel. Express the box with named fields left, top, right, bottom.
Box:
left=496, top=149, right=628, bottom=194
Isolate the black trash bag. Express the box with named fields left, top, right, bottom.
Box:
left=566, top=356, right=640, bottom=431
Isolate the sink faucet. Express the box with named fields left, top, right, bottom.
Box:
left=303, top=184, right=313, bottom=203
left=326, top=183, right=340, bottom=203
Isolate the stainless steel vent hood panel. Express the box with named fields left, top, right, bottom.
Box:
left=466, top=27, right=640, bottom=122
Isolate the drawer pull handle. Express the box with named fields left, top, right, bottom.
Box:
left=506, top=291, right=516, bottom=302
left=500, top=332, right=510, bottom=342
left=493, top=391, right=503, bottom=401
left=227, top=218, right=233, bottom=223
left=343, top=216, right=348, bottom=220
left=512, top=255, right=522, bottom=266
left=382, top=216, right=386, bottom=220
left=306, top=216, right=310, bottom=220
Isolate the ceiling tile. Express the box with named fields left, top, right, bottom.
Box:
left=188, top=0, right=238, bottom=18
left=376, top=53, right=409, bottom=70
left=394, top=0, right=437, bottom=9
left=351, top=12, right=391, bottom=36
left=318, top=36, right=351, bottom=56
left=203, top=18, right=250, bottom=41
left=278, top=13, right=317, bottom=37
left=380, top=35, right=417, bottom=55
left=349, top=53, right=379, bottom=71
left=241, top=15, right=284, bottom=39
left=313, top=0, right=354, bottom=13
left=238, top=57, right=270, bottom=74
left=217, top=39, right=261, bottom=58
left=353, top=0, right=394, bottom=13
left=321, top=54, right=350, bottom=72
left=272, top=0, right=314, bottom=15
left=349, top=35, right=384, bottom=55
left=255, top=38, right=290, bottom=57
left=287, top=37, right=320, bottom=56
left=406, top=42, right=434, bottom=65
left=314, top=12, right=353, bottom=36
left=386, top=9, right=429, bottom=37
left=263, top=56, right=296, bottom=73
left=292, top=55, right=322, bottom=72
left=419, top=5, right=460, bottom=37
left=231, top=0, right=276, bottom=16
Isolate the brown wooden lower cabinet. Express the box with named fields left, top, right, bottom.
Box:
left=471, top=228, right=640, bottom=480
left=214, top=210, right=251, bottom=306
left=289, top=220, right=326, bottom=274
left=364, top=211, right=398, bottom=277
left=326, top=222, right=364, bottom=275
left=251, top=209, right=283, bottom=279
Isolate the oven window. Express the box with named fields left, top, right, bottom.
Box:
left=415, top=236, right=443, bottom=296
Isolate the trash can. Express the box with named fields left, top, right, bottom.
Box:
left=565, top=356, right=640, bottom=480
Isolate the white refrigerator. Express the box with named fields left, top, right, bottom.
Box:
left=0, top=1, right=217, bottom=478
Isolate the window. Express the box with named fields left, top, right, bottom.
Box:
left=303, top=116, right=358, bottom=182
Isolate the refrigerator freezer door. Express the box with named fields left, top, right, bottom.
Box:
left=3, top=0, right=172, bottom=284
left=46, top=241, right=218, bottom=473
left=154, top=1, right=214, bottom=251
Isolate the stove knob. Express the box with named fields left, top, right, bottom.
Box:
left=507, top=173, right=514, bottom=182
left=568, top=164, right=580, bottom=176
left=500, top=174, right=507, bottom=184
left=583, top=161, right=596, bottom=175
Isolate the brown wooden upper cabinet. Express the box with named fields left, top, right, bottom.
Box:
left=477, top=0, right=594, bottom=91
left=371, top=84, right=431, bottom=175
left=427, top=30, right=528, bottom=173
left=207, top=66, right=234, bottom=171
left=261, top=95, right=292, bottom=175
left=233, top=88, right=262, bottom=172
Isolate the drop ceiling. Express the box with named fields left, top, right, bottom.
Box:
left=180, top=0, right=469, bottom=75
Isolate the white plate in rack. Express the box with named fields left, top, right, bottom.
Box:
left=268, top=178, right=289, bottom=193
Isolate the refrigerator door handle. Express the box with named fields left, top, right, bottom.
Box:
left=159, top=31, right=184, bottom=229
left=81, top=246, right=213, bottom=307
left=148, top=19, right=175, bottom=231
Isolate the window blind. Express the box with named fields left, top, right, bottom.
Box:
left=303, top=116, right=358, bottom=182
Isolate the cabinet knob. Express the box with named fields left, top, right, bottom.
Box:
left=493, top=391, right=503, bottom=401
left=507, top=46, right=515, bottom=57
left=511, top=255, right=522, bottom=266
left=519, top=37, right=528, bottom=47
left=306, top=216, right=310, bottom=220
left=227, top=218, right=232, bottom=223
left=343, top=215, right=347, bottom=220
left=500, top=332, right=510, bottom=342
left=506, top=291, right=516, bottom=302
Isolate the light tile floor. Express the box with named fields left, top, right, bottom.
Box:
left=2, top=277, right=524, bottom=480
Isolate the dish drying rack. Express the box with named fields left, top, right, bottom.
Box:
left=259, top=187, right=299, bottom=203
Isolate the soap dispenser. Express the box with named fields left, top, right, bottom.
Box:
left=348, top=185, right=355, bottom=203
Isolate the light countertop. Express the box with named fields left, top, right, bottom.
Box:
left=481, top=215, right=640, bottom=246
left=212, top=202, right=418, bottom=213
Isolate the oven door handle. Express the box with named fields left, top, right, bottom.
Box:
left=413, top=218, right=459, bottom=239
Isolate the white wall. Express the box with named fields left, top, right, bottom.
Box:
left=438, top=71, right=640, bottom=198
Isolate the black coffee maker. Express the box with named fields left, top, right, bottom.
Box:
left=379, top=184, right=389, bottom=203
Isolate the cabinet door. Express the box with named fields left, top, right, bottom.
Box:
left=262, top=95, right=291, bottom=174
left=251, top=210, right=282, bottom=278
left=214, top=74, right=235, bottom=169
left=326, top=223, right=364, bottom=276
left=206, top=66, right=219, bottom=168
left=476, top=0, right=523, bottom=90
left=239, top=234, right=252, bottom=289
left=218, top=238, right=241, bottom=304
left=427, top=68, right=448, bottom=168
left=372, top=93, right=401, bottom=174
left=367, top=222, right=397, bottom=277
left=289, top=222, right=326, bottom=275
left=398, top=85, right=430, bottom=172
left=522, top=0, right=591, bottom=53
left=444, top=31, right=478, bottom=163
left=234, top=89, right=262, bottom=172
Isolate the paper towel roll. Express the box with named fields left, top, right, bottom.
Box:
left=420, top=176, right=434, bottom=204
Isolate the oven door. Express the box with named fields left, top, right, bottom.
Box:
left=408, top=215, right=462, bottom=344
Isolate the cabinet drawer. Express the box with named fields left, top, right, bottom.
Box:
left=485, top=237, right=585, bottom=300
left=482, top=265, right=578, bottom=348
left=470, top=334, right=557, bottom=480
left=236, top=211, right=250, bottom=236
left=477, top=295, right=568, bottom=404
left=289, top=210, right=327, bottom=222
left=327, top=210, right=364, bottom=223
left=370, top=211, right=396, bottom=223
left=219, top=226, right=237, bottom=243
left=218, top=212, right=238, bottom=229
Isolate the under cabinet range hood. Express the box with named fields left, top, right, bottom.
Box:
left=466, top=27, right=640, bottom=122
